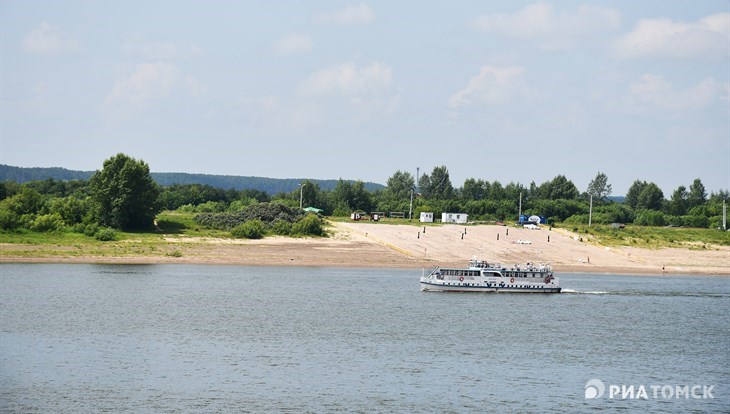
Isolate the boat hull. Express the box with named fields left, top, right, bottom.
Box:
left=420, top=281, right=561, bottom=293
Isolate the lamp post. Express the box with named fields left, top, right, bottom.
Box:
left=299, top=182, right=307, bottom=209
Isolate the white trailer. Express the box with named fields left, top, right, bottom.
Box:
left=441, top=213, right=468, bottom=224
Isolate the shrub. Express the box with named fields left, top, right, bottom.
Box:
left=30, top=213, right=64, bottom=232
left=271, top=219, right=292, bottom=236
left=83, top=223, right=100, bottom=237
left=634, top=210, right=666, bottom=226
left=94, top=227, right=117, bottom=241
left=231, top=219, right=265, bottom=239
left=0, top=207, right=21, bottom=230
left=292, top=214, right=325, bottom=236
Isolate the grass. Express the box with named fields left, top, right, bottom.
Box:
left=0, top=211, right=229, bottom=259
left=555, top=223, right=730, bottom=249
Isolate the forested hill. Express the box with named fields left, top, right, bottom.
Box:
left=0, top=165, right=385, bottom=194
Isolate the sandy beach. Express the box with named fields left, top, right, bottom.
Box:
left=2, top=221, right=728, bottom=275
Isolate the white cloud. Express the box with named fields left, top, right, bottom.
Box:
left=448, top=66, right=533, bottom=108
left=122, top=38, right=203, bottom=60
left=299, top=62, right=392, bottom=97
left=613, top=12, right=730, bottom=59
left=104, top=62, right=207, bottom=117
left=272, top=33, right=313, bottom=55
left=623, top=74, right=728, bottom=112
left=23, top=22, right=80, bottom=55
left=314, top=3, right=374, bottom=25
left=472, top=2, right=620, bottom=50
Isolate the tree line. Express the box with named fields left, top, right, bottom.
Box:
left=1, top=155, right=727, bottom=238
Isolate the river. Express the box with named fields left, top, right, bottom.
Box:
left=1, top=264, right=728, bottom=412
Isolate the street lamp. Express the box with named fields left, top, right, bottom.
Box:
left=299, top=182, right=307, bottom=209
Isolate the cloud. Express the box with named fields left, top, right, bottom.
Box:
left=299, top=62, right=392, bottom=97
left=272, top=33, right=313, bottom=55
left=23, top=22, right=80, bottom=55
left=613, top=12, right=730, bottom=59
left=472, top=2, right=620, bottom=50
left=122, top=38, right=203, bottom=60
left=623, top=74, right=728, bottom=112
left=314, top=3, right=374, bottom=25
left=448, top=66, right=533, bottom=108
left=104, top=62, right=207, bottom=118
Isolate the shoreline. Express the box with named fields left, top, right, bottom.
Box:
left=2, top=222, right=729, bottom=276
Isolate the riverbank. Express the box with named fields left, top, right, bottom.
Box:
left=1, top=221, right=729, bottom=275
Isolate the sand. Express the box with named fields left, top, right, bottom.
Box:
left=1, top=221, right=728, bottom=275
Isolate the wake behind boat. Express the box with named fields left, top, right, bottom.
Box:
left=420, top=259, right=561, bottom=293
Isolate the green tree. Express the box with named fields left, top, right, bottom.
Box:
left=625, top=180, right=648, bottom=209
left=90, top=153, right=162, bottom=230
left=687, top=178, right=707, bottom=209
left=423, top=166, right=453, bottom=200
left=587, top=171, right=612, bottom=203
left=538, top=175, right=579, bottom=200
left=668, top=185, right=688, bottom=216
left=461, top=178, right=487, bottom=201
left=330, top=179, right=373, bottom=213
left=636, top=182, right=664, bottom=211
left=386, top=170, right=415, bottom=199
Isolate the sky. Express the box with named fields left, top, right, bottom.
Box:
left=1, top=1, right=729, bottom=196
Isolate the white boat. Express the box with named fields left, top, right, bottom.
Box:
left=420, top=259, right=561, bottom=293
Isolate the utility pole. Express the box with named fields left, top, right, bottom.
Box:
left=518, top=192, right=522, bottom=222
left=588, top=194, right=593, bottom=227
left=409, top=190, right=414, bottom=221
left=299, top=182, right=307, bottom=209
left=723, top=199, right=727, bottom=230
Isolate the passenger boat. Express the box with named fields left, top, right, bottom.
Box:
left=420, top=259, right=561, bottom=293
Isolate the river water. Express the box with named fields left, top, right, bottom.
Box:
left=1, top=264, right=728, bottom=413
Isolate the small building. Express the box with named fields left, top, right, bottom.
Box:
left=441, top=212, right=468, bottom=224
left=419, top=212, right=434, bottom=223
left=350, top=212, right=368, bottom=221
left=371, top=212, right=384, bottom=221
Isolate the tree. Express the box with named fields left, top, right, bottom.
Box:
left=330, top=179, right=373, bottom=213
left=636, top=182, right=664, bottom=211
left=461, top=178, right=487, bottom=201
left=386, top=170, right=415, bottom=199
left=538, top=175, right=579, bottom=200
left=90, top=153, right=162, bottom=230
left=424, top=166, right=453, bottom=200
left=687, top=178, right=707, bottom=209
left=625, top=180, right=647, bottom=209
left=668, top=185, right=688, bottom=216
left=587, top=171, right=612, bottom=203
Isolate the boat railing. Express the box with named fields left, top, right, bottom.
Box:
left=425, top=266, right=440, bottom=277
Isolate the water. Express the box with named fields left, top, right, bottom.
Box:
left=1, top=264, right=728, bottom=413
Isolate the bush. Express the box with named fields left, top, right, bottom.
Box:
left=30, top=213, right=64, bottom=232
left=634, top=210, right=666, bottom=226
left=0, top=207, right=21, bottom=230
left=94, top=227, right=117, bottom=241
left=195, top=202, right=303, bottom=230
left=231, top=219, right=265, bottom=239
left=83, top=223, right=100, bottom=237
left=292, top=214, right=326, bottom=236
left=271, top=219, right=292, bottom=236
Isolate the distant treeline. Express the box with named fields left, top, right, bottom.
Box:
left=0, top=165, right=385, bottom=194
left=1, top=161, right=728, bottom=231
